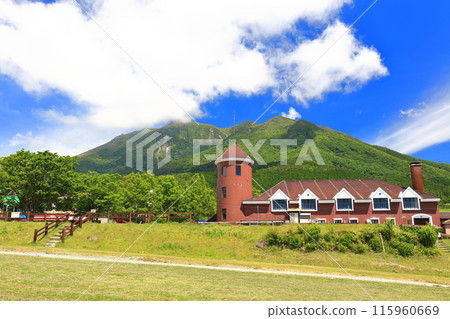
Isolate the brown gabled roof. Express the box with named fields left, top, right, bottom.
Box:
left=442, top=219, right=450, bottom=225
left=439, top=212, right=450, bottom=220
left=215, top=144, right=254, bottom=165
left=245, top=179, right=439, bottom=201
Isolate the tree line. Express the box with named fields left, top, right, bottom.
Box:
left=0, top=150, right=216, bottom=221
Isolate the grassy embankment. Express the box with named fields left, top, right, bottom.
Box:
left=0, top=221, right=449, bottom=285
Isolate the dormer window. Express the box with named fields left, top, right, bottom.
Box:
left=403, top=198, right=419, bottom=210
left=334, top=188, right=354, bottom=211
left=370, top=187, right=391, bottom=211
left=270, top=189, right=289, bottom=212
left=272, top=200, right=288, bottom=211
left=299, top=189, right=318, bottom=211
left=399, top=187, right=421, bottom=211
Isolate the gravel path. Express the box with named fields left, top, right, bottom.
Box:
left=1, top=249, right=448, bottom=288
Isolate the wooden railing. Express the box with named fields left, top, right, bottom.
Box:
left=148, top=212, right=193, bottom=223
left=33, top=213, right=70, bottom=242
left=60, top=212, right=91, bottom=243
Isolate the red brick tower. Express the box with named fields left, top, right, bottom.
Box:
left=215, top=144, right=254, bottom=222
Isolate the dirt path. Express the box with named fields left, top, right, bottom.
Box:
left=1, top=249, right=448, bottom=288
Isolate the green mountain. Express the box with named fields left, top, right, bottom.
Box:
left=76, top=116, right=450, bottom=203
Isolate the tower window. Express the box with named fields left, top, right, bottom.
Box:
left=222, top=208, right=227, bottom=220
left=222, top=187, right=227, bottom=198
left=236, top=165, right=241, bottom=176
left=222, top=166, right=226, bottom=176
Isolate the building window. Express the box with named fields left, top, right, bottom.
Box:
left=349, top=218, right=359, bottom=224
left=222, top=166, right=226, bottom=176
left=370, top=218, right=380, bottom=225
left=222, top=187, right=227, bottom=198
left=316, top=219, right=326, bottom=224
left=336, top=198, right=353, bottom=211
left=301, top=199, right=317, bottom=211
left=373, top=198, right=389, bottom=210
left=333, top=218, right=343, bottom=224
left=272, top=199, right=288, bottom=211
left=403, top=197, right=419, bottom=210
left=222, top=208, right=227, bottom=220
left=235, top=165, right=241, bottom=176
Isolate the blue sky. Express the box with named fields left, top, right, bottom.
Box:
left=0, top=0, right=449, bottom=163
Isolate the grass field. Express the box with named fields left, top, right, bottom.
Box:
left=1, top=254, right=448, bottom=301
left=1, top=221, right=449, bottom=286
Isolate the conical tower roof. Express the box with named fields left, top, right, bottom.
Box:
left=215, top=144, right=254, bottom=165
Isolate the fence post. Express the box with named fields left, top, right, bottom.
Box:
left=4, top=211, right=8, bottom=222
left=44, top=223, right=48, bottom=236
left=70, top=222, right=74, bottom=236
left=129, top=212, right=132, bottom=223
left=167, top=213, right=170, bottom=223
left=33, top=229, right=38, bottom=242
left=26, top=211, right=30, bottom=222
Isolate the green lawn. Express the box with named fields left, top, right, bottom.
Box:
left=1, top=222, right=449, bottom=285
left=0, top=254, right=448, bottom=301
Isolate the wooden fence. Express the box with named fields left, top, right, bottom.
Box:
left=89, top=212, right=193, bottom=223
left=60, top=212, right=91, bottom=243
left=33, top=213, right=70, bottom=242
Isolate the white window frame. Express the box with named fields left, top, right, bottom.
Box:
left=399, top=187, right=422, bottom=210
left=270, top=189, right=289, bottom=212
left=334, top=188, right=355, bottom=211
left=370, top=217, right=380, bottom=225
left=299, top=189, right=319, bottom=212
left=385, top=217, right=396, bottom=225
left=370, top=187, right=391, bottom=211
left=316, top=218, right=326, bottom=224
left=349, top=218, right=359, bottom=224
left=333, top=218, right=343, bottom=224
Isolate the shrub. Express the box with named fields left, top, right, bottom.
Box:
left=359, top=229, right=375, bottom=243
left=396, top=242, right=414, bottom=257
left=283, top=233, right=303, bottom=249
left=301, top=225, right=321, bottom=243
left=337, top=231, right=357, bottom=249
left=305, top=242, right=317, bottom=252
left=265, top=231, right=282, bottom=247
left=389, top=239, right=401, bottom=249
left=380, top=219, right=395, bottom=241
left=418, top=246, right=440, bottom=256
left=395, top=231, right=418, bottom=245
left=337, top=243, right=348, bottom=253
left=355, top=243, right=368, bottom=254
left=323, top=231, right=335, bottom=243
left=418, top=224, right=438, bottom=248
left=369, top=238, right=383, bottom=253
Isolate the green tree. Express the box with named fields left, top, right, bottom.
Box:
left=179, top=173, right=216, bottom=221
left=0, top=150, right=77, bottom=213
left=120, top=172, right=156, bottom=212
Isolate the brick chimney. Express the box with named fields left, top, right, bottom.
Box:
left=410, top=162, right=424, bottom=193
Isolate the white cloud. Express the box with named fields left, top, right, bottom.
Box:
left=374, top=98, right=450, bottom=154
left=9, top=131, right=45, bottom=148
left=0, top=0, right=387, bottom=155
left=281, top=107, right=301, bottom=120
left=279, top=21, right=388, bottom=105
left=399, top=102, right=427, bottom=118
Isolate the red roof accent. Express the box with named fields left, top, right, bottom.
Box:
left=241, top=212, right=286, bottom=222
left=244, top=179, right=439, bottom=201
left=215, top=144, right=253, bottom=164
